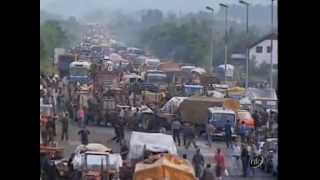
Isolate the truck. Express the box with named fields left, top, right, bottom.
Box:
left=178, top=97, right=238, bottom=136
left=57, top=54, right=75, bottom=78
left=69, top=61, right=91, bottom=84
left=246, top=88, right=278, bottom=113
left=143, top=70, right=168, bottom=91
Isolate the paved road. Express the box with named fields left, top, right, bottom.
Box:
left=54, top=121, right=276, bottom=180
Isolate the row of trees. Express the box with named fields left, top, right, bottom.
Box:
left=40, top=18, right=82, bottom=73
left=104, top=9, right=274, bottom=81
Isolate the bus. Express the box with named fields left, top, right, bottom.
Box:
left=69, top=61, right=91, bottom=84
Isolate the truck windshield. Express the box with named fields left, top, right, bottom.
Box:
left=210, top=113, right=235, bottom=123
left=70, top=67, right=89, bottom=76
left=146, top=74, right=167, bottom=83
left=86, top=154, right=108, bottom=170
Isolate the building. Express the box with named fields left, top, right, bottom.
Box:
left=249, top=33, right=278, bottom=67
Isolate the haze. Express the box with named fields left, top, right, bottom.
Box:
left=40, top=0, right=272, bottom=18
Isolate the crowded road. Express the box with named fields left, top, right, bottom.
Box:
left=55, top=121, right=275, bottom=180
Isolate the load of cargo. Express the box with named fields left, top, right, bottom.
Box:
left=128, top=131, right=177, bottom=164
left=133, top=154, right=196, bottom=180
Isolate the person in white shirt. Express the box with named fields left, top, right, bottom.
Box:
left=232, top=142, right=242, bottom=175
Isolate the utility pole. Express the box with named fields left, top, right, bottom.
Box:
left=240, top=0, right=250, bottom=88
left=220, top=3, right=229, bottom=83
left=270, top=0, right=275, bottom=89
left=206, top=6, right=214, bottom=73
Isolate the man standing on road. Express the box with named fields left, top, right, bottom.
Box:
left=111, top=122, right=120, bottom=142
left=60, top=112, right=69, bottom=141
left=224, top=120, right=232, bottom=148
left=78, top=126, right=90, bottom=145
left=214, top=148, right=225, bottom=180
left=185, top=124, right=198, bottom=149
left=231, top=142, right=242, bottom=176
left=192, top=148, right=205, bottom=178
left=206, top=123, right=215, bottom=147
left=171, top=119, right=181, bottom=146
left=201, top=164, right=216, bottom=180
left=241, top=144, right=250, bottom=177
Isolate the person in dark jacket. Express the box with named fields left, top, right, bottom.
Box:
left=61, top=112, right=69, bottom=141
left=78, top=127, right=90, bottom=145
left=184, top=124, right=198, bottom=149
left=120, top=140, right=129, bottom=160
left=119, top=161, right=133, bottom=180
left=201, top=164, right=216, bottom=180
left=192, top=149, right=205, bottom=178
left=224, top=120, right=232, bottom=148
left=241, top=144, right=250, bottom=177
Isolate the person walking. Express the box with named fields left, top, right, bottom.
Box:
left=78, top=127, right=90, bottom=145
left=41, top=115, right=49, bottom=145
left=120, top=140, right=129, bottom=160
left=214, top=148, right=225, bottom=180
left=185, top=124, right=198, bottom=149
left=241, top=144, right=250, bottom=177
left=248, top=142, right=258, bottom=176
left=171, top=119, right=181, bottom=146
left=224, top=120, right=232, bottom=148
left=239, top=121, right=246, bottom=143
left=78, top=107, right=85, bottom=128
left=181, top=122, right=188, bottom=146
left=201, top=164, right=216, bottom=180
left=192, top=149, right=205, bottom=178
left=60, top=112, right=69, bottom=141
left=231, top=142, right=242, bottom=176
left=111, top=122, right=121, bottom=142
left=206, top=123, right=215, bottom=147
left=118, top=120, right=125, bottom=144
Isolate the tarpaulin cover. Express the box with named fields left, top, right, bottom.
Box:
left=128, top=132, right=177, bottom=162
left=161, top=97, right=187, bottom=114
left=179, top=97, right=229, bottom=124
left=142, top=91, right=161, bottom=104
left=134, top=154, right=196, bottom=180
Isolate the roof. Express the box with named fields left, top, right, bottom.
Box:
left=246, top=88, right=277, bottom=100
left=184, top=84, right=203, bottom=88
left=217, top=64, right=234, bottom=70
left=208, top=107, right=235, bottom=114
left=159, top=61, right=181, bottom=72
left=249, top=32, right=278, bottom=48
left=191, top=67, right=206, bottom=75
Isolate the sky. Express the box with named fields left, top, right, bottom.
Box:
left=40, top=0, right=274, bottom=18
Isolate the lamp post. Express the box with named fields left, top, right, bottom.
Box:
left=206, top=6, right=214, bottom=73
left=270, top=0, right=275, bottom=89
left=219, top=3, right=229, bottom=83
left=239, top=0, right=250, bottom=89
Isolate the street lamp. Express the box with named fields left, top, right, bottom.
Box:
left=206, top=6, right=214, bottom=73
left=219, top=3, right=229, bottom=83
left=270, top=0, right=276, bottom=89
left=239, top=0, right=250, bottom=89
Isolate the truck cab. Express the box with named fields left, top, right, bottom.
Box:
left=69, top=61, right=91, bottom=84
left=208, top=107, right=237, bottom=138
left=144, top=70, right=168, bottom=90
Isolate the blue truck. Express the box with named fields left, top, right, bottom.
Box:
left=57, top=54, right=75, bottom=78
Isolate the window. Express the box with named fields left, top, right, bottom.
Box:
left=267, top=46, right=272, bottom=53
left=256, top=46, right=263, bottom=53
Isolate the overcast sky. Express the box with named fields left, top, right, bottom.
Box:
left=40, top=0, right=274, bottom=17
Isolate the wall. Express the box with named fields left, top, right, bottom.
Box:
left=249, top=39, right=278, bottom=66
